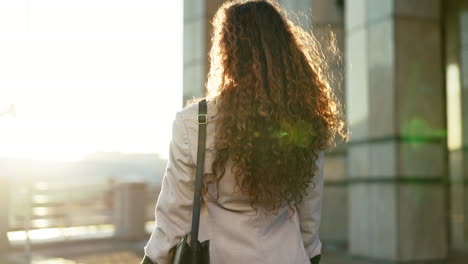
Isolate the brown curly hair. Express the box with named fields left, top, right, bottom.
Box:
left=204, top=0, right=347, bottom=212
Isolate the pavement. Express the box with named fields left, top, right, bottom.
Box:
left=1, top=240, right=467, bottom=264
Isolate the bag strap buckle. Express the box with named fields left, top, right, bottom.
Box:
left=197, top=114, right=207, bottom=124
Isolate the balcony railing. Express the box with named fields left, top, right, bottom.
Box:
left=5, top=181, right=159, bottom=246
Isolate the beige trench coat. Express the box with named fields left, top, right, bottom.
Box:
left=144, top=100, right=324, bottom=264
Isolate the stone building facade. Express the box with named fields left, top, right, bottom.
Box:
left=183, top=0, right=468, bottom=262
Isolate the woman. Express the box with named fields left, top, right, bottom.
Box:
left=143, top=0, right=346, bottom=263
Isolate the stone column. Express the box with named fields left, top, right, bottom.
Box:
left=345, top=0, right=447, bottom=261
left=310, top=0, right=348, bottom=244
left=446, top=0, right=468, bottom=250
left=114, top=182, right=147, bottom=240
left=183, top=0, right=226, bottom=103
left=183, top=0, right=207, bottom=104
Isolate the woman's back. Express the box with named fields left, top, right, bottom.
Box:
left=145, top=100, right=324, bottom=264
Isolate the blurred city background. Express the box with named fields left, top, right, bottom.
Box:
left=1, top=0, right=468, bottom=263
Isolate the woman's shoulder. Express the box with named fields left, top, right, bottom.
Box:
left=175, top=98, right=218, bottom=162
left=178, top=98, right=219, bottom=123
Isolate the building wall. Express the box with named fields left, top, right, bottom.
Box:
left=183, top=0, right=206, bottom=105
left=345, top=0, right=447, bottom=261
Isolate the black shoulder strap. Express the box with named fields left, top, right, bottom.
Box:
left=190, top=99, right=207, bottom=250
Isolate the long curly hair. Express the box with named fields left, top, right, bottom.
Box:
left=204, top=0, right=347, bottom=212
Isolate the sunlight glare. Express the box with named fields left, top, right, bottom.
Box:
left=0, top=0, right=183, bottom=162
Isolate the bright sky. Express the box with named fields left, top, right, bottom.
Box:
left=0, top=0, right=183, bottom=161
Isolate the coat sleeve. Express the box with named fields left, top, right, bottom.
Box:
left=297, top=150, right=324, bottom=259
left=144, top=111, right=196, bottom=264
